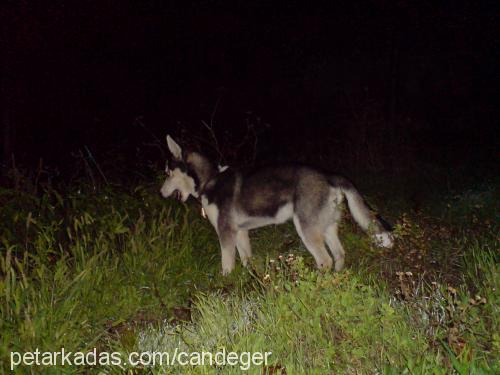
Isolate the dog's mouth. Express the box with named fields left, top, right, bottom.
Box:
left=173, top=190, right=182, bottom=201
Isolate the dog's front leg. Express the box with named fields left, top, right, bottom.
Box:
left=219, top=231, right=237, bottom=276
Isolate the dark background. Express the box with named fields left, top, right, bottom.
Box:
left=1, top=1, right=497, bottom=183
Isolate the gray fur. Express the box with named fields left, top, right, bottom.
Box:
left=161, top=136, right=394, bottom=275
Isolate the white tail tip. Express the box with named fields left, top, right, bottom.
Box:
left=373, top=232, right=394, bottom=248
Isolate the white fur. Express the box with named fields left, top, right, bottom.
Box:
left=218, top=164, right=229, bottom=172
left=342, top=189, right=371, bottom=231
left=160, top=168, right=197, bottom=202
left=325, top=223, right=345, bottom=271
left=201, top=196, right=220, bottom=233
left=221, top=244, right=236, bottom=276
left=293, top=214, right=333, bottom=270
left=373, top=232, right=394, bottom=248
left=166, top=135, right=182, bottom=160
left=236, top=230, right=252, bottom=266
left=235, top=203, right=294, bottom=230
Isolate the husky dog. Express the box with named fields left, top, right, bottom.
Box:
left=161, top=135, right=394, bottom=275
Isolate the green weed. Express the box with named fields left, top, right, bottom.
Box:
left=0, top=180, right=497, bottom=373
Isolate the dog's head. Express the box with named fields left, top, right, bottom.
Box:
left=160, top=135, right=215, bottom=202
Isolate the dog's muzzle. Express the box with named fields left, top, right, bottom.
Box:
left=160, top=187, right=182, bottom=201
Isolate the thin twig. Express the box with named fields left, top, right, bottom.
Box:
left=134, top=116, right=161, bottom=144
left=201, top=96, right=225, bottom=163
left=201, top=119, right=224, bottom=163
left=34, top=158, right=43, bottom=195
left=134, top=116, right=166, bottom=158
left=210, top=96, right=221, bottom=125
left=84, top=146, right=109, bottom=185
left=80, top=149, right=96, bottom=189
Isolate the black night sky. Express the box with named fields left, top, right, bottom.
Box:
left=1, top=1, right=497, bottom=181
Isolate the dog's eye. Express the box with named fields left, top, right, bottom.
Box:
left=165, top=164, right=171, bottom=176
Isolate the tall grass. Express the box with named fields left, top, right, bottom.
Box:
left=1, top=184, right=220, bottom=373
left=0, top=181, right=497, bottom=373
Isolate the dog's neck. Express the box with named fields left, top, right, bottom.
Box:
left=185, top=152, right=217, bottom=194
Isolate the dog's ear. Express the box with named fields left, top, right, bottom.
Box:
left=218, top=164, right=229, bottom=172
left=166, top=135, right=183, bottom=160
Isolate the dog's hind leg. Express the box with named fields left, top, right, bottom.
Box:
left=325, top=223, right=345, bottom=271
left=236, top=230, right=252, bottom=267
left=293, top=215, right=333, bottom=271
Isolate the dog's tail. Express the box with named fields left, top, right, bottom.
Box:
left=329, top=175, right=394, bottom=248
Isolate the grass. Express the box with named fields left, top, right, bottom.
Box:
left=0, top=178, right=498, bottom=373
